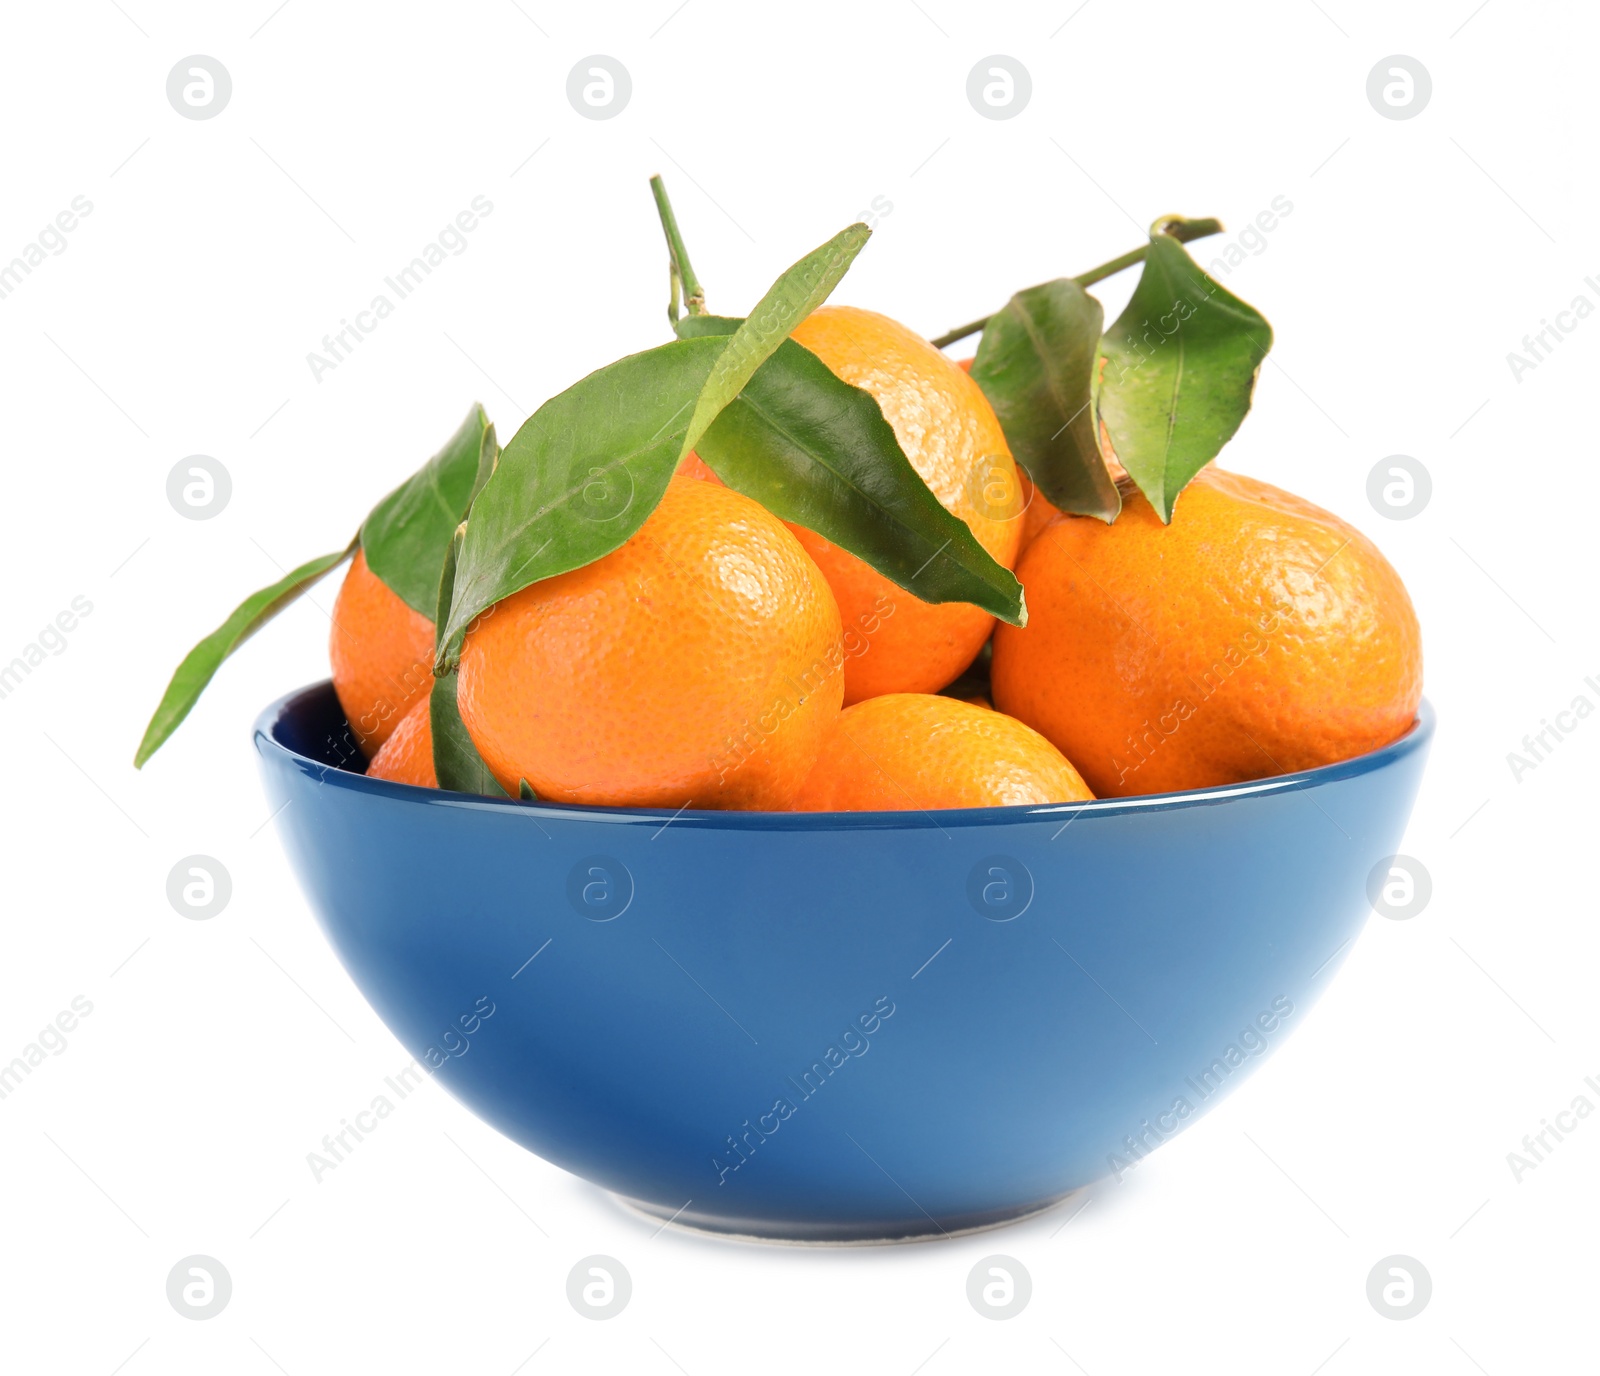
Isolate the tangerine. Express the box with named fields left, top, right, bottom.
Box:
left=329, top=548, right=435, bottom=756
left=366, top=695, right=436, bottom=788
left=457, top=475, right=844, bottom=809
left=791, top=693, right=1092, bottom=811
left=991, top=467, right=1423, bottom=797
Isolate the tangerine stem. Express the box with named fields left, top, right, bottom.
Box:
left=649, top=174, right=706, bottom=322
left=929, top=216, right=1225, bottom=350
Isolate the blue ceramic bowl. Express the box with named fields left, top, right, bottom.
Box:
left=256, top=683, right=1432, bottom=1243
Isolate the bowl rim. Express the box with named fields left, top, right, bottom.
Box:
left=254, top=682, right=1434, bottom=833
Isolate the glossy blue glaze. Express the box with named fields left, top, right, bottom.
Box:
left=256, top=683, right=1433, bottom=1242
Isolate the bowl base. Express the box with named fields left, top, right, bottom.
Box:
left=607, top=1188, right=1082, bottom=1246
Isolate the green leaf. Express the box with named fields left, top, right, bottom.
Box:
left=437, top=335, right=727, bottom=663
left=136, top=409, right=499, bottom=768
left=518, top=779, right=537, bottom=801
left=429, top=526, right=508, bottom=795
left=429, top=674, right=507, bottom=796
left=360, top=404, right=497, bottom=615
left=1096, top=234, right=1273, bottom=522
left=678, top=316, right=1026, bottom=626
left=970, top=279, right=1121, bottom=523
left=134, top=542, right=355, bottom=767
left=678, top=222, right=869, bottom=463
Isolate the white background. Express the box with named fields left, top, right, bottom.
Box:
left=1, top=1, right=1594, bottom=1372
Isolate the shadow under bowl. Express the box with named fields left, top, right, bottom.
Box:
left=256, top=682, right=1433, bottom=1243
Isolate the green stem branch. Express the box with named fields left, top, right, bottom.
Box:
left=649, top=174, right=706, bottom=322
left=929, top=215, right=1225, bottom=351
